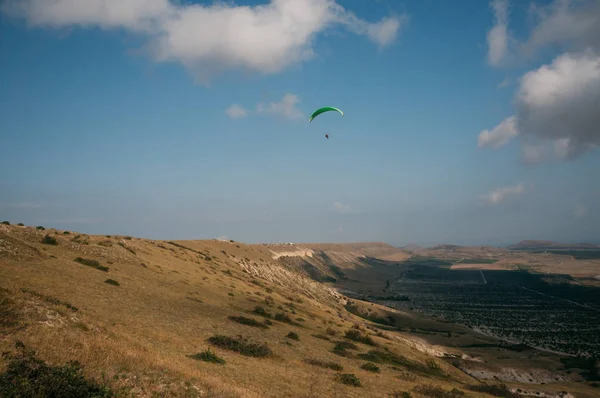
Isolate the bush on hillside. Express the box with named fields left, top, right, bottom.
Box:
left=252, top=306, right=272, bottom=318
left=413, top=384, right=465, bottom=398
left=336, top=373, right=361, bottom=387
left=303, top=358, right=343, bottom=371
left=104, top=279, right=120, bottom=286
left=361, top=362, right=380, bottom=373
left=345, top=329, right=376, bottom=346
left=228, top=316, right=268, bottom=329
left=187, top=349, right=225, bottom=365
left=286, top=332, right=299, bottom=340
left=466, top=384, right=521, bottom=398
left=74, top=257, right=109, bottom=272
left=41, top=234, right=58, bottom=245
left=0, top=342, right=114, bottom=397
left=207, top=335, right=272, bottom=358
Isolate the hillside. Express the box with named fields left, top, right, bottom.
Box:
left=1, top=223, right=598, bottom=397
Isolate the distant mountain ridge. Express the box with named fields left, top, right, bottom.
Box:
left=507, top=240, right=600, bottom=250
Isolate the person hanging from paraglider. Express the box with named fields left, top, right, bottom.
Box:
left=309, top=106, right=343, bottom=141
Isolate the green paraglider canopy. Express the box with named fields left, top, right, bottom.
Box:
left=309, top=106, right=344, bottom=123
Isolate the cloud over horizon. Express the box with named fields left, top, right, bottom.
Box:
left=1, top=0, right=407, bottom=84
left=481, top=183, right=526, bottom=205
left=225, top=104, right=248, bottom=119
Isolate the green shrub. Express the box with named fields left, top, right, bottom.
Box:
left=228, top=316, right=268, bottom=329
left=303, top=358, right=343, bottom=371
left=312, top=334, right=331, bottom=341
left=336, top=373, right=361, bottom=387
left=63, top=231, right=71, bottom=235
left=41, top=234, right=58, bottom=245
left=286, top=332, right=299, bottom=340
left=104, top=279, right=120, bottom=286
left=252, top=306, right=272, bottom=318
left=187, top=349, right=225, bottom=365
left=335, top=341, right=358, bottom=350
left=0, top=342, right=114, bottom=397
left=1, top=221, right=10, bottom=225
left=466, top=384, right=520, bottom=398
left=17, top=223, right=24, bottom=226
left=345, top=329, right=376, bottom=346
left=390, top=392, right=412, bottom=398
left=413, top=384, right=465, bottom=398
left=207, top=335, right=272, bottom=358
left=228, top=292, right=234, bottom=297
left=20, top=288, right=78, bottom=312
left=274, top=312, right=291, bottom=322
left=357, top=350, right=445, bottom=377
left=74, top=257, right=109, bottom=272
left=326, top=327, right=337, bottom=336
left=36, top=226, right=45, bottom=230
left=333, top=344, right=353, bottom=358
left=361, top=362, right=380, bottom=373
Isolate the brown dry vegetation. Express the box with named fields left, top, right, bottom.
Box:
left=0, top=224, right=597, bottom=397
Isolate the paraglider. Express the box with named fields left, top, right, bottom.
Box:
left=309, top=106, right=343, bottom=140
left=309, top=106, right=344, bottom=123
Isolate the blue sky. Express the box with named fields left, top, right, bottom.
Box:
left=1, top=0, right=599, bottom=246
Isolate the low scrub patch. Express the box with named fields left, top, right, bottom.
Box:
left=74, top=257, right=109, bottom=272
left=104, top=279, right=120, bottom=286
left=390, top=393, right=412, bottom=398
left=326, top=327, right=338, bottom=336
left=335, top=341, right=358, bottom=350
left=345, top=329, right=376, bottom=346
left=312, top=334, right=331, bottom=341
left=286, top=332, right=299, bottom=340
left=466, top=384, right=520, bottom=398
left=20, top=288, right=78, bottom=312
left=1, top=221, right=9, bottom=225
left=361, top=362, right=380, bottom=372
left=207, top=335, right=272, bottom=358
left=357, top=350, right=445, bottom=377
left=274, top=312, right=302, bottom=326
left=252, top=306, right=272, bottom=318
left=336, top=373, right=361, bottom=387
left=41, top=234, right=57, bottom=245
left=187, top=349, right=225, bottom=365
left=227, top=316, right=268, bottom=329
left=413, top=384, right=464, bottom=398
left=303, top=358, right=343, bottom=371
left=0, top=342, right=114, bottom=397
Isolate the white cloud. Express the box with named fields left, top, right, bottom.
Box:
left=333, top=201, right=350, bottom=213
left=486, top=0, right=511, bottom=67
left=516, top=51, right=600, bottom=159
left=256, top=93, right=303, bottom=120
left=479, top=51, right=600, bottom=161
left=477, top=115, right=518, bottom=148
left=2, top=0, right=407, bottom=83
left=574, top=204, right=588, bottom=219
left=521, top=0, right=600, bottom=58
left=481, top=183, right=525, bottom=205
left=225, top=104, right=248, bottom=119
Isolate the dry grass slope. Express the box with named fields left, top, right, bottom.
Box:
left=1, top=224, right=597, bottom=397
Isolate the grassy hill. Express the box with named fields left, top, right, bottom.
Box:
left=1, top=223, right=598, bottom=397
